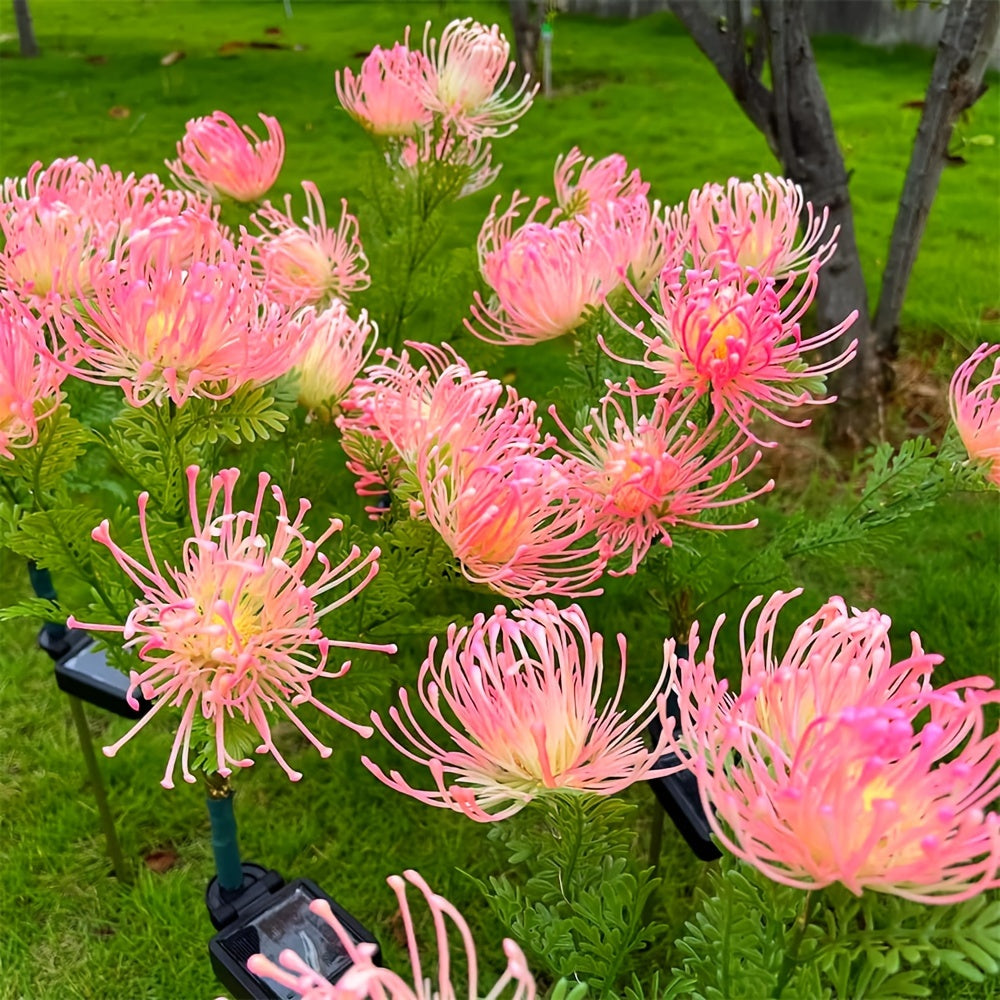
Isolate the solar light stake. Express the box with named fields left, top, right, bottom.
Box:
left=204, top=771, right=245, bottom=893
left=66, top=693, right=131, bottom=882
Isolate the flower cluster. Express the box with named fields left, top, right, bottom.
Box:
left=68, top=466, right=395, bottom=788
left=248, top=870, right=537, bottom=999
left=667, top=590, right=1000, bottom=903
left=335, top=19, right=535, bottom=199
left=338, top=343, right=604, bottom=599
left=467, top=150, right=668, bottom=344
left=364, top=600, right=677, bottom=821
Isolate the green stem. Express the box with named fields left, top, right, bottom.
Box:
left=774, top=890, right=816, bottom=999
left=556, top=796, right=586, bottom=900
left=67, top=695, right=131, bottom=882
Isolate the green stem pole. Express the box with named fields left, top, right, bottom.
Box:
left=66, top=695, right=131, bottom=882
left=204, top=772, right=244, bottom=892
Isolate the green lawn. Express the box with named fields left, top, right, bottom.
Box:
left=1, top=2, right=998, bottom=998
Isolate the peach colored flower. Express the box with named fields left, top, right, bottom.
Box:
left=248, top=870, right=536, bottom=999
left=949, top=342, right=1000, bottom=487
left=249, top=181, right=370, bottom=308
left=335, top=43, right=436, bottom=137
left=609, top=259, right=857, bottom=441
left=49, top=210, right=305, bottom=406
left=467, top=194, right=619, bottom=345
left=554, top=146, right=649, bottom=219
left=167, top=111, right=285, bottom=203
left=552, top=382, right=771, bottom=573
left=0, top=293, right=67, bottom=459
left=1, top=158, right=194, bottom=305
left=675, top=174, right=838, bottom=282
left=68, top=466, right=395, bottom=788
left=422, top=18, right=536, bottom=139
left=292, top=302, right=377, bottom=419
left=336, top=343, right=510, bottom=512
left=363, top=601, right=676, bottom=821
left=668, top=590, right=1000, bottom=903
left=414, top=417, right=604, bottom=601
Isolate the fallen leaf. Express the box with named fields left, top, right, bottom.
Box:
left=218, top=40, right=248, bottom=55
left=107, top=106, right=131, bottom=119
left=86, top=54, right=107, bottom=65
left=160, top=50, right=185, bottom=67
left=980, top=306, right=1000, bottom=321
left=249, top=40, right=289, bottom=50
left=264, top=26, right=283, bottom=35
left=143, top=847, right=179, bottom=873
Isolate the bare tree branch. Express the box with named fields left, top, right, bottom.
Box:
left=873, top=0, right=1000, bottom=353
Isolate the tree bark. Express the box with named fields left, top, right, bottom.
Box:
left=873, top=0, right=1000, bottom=357
left=12, top=0, right=39, bottom=58
left=669, top=0, right=887, bottom=445
left=508, top=0, right=547, bottom=81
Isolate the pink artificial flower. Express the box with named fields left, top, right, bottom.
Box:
left=551, top=382, right=772, bottom=573
left=248, top=870, right=536, bottom=999
left=336, top=343, right=511, bottom=513
left=949, top=342, right=1000, bottom=487
left=1, top=158, right=193, bottom=306
left=49, top=209, right=306, bottom=407
left=582, top=195, right=673, bottom=300
left=467, top=194, right=619, bottom=345
left=292, top=302, right=378, bottom=419
left=167, top=111, right=285, bottom=203
left=422, top=18, right=536, bottom=139
left=249, top=181, right=370, bottom=308
left=68, top=466, right=395, bottom=788
left=0, top=294, right=67, bottom=459
left=335, top=43, right=436, bottom=137
left=553, top=147, right=649, bottom=219
left=609, top=259, right=858, bottom=441
left=414, top=416, right=605, bottom=601
left=668, top=590, right=1000, bottom=903
left=676, top=174, right=838, bottom=282
left=363, top=601, right=677, bottom=821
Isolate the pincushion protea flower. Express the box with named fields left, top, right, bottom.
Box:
left=48, top=210, right=306, bottom=407
left=468, top=193, right=619, bottom=345
left=422, top=18, right=536, bottom=139
left=335, top=42, right=436, bottom=137
left=553, top=146, right=649, bottom=219
left=551, top=382, right=772, bottom=573
left=0, top=294, right=67, bottom=459
left=1, top=157, right=192, bottom=305
left=675, top=173, right=838, bottom=282
left=949, top=342, right=1000, bottom=487
left=248, top=870, right=536, bottom=999
left=415, top=432, right=604, bottom=601
left=292, top=302, right=378, bottom=420
left=68, top=466, right=395, bottom=788
left=249, top=181, right=370, bottom=308
left=609, top=259, right=858, bottom=441
left=667, top=590, right=1000, bottom=903
left=362, top=601, right=677, bottom=821
left=167, top=111, right=285, bottom=203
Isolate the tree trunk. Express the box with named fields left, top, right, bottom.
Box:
left=761, top=0, right=886, bottom=445
left=873, top=0, right=1000, bottom=357
left=669, top=0, right=888, bottom=445
left=508, top=0, right=546, bottom=81
left=12, top=0, right=39, bottom=58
